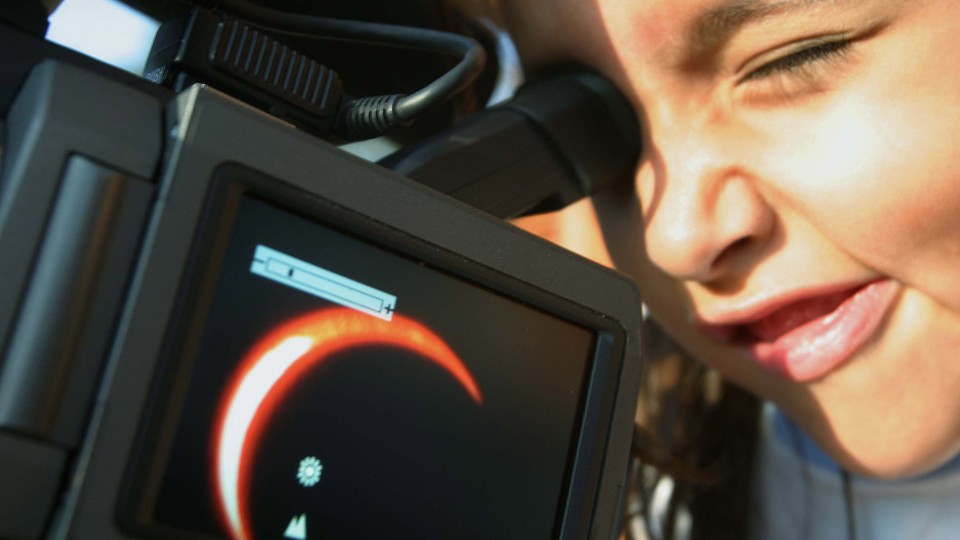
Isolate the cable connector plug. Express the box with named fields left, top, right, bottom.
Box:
left=338, top=94, right=408, bottom=141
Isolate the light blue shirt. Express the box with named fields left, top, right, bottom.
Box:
left=750, top=404, right=960, bottom=540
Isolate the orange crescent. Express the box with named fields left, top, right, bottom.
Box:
left=211, top=307, right=482, bottom=540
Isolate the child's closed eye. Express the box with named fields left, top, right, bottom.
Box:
left=737, top=38, right=856, bottom=102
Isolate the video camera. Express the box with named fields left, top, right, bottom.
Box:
left=0, top=1, right=643, bottom=538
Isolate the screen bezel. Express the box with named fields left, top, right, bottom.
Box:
left=119, top=161, right=628, bottom=540
left=43, top=84, right=640, bottom=540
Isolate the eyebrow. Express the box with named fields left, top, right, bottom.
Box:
left=689, top=0, right=840, bottom=53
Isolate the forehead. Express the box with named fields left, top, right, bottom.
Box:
left=508, top=0, right=852, bottom=64
left=505, top=0, right=869, bottom=97
left=500, top=0, right=699, bottom=91
left=605, top=0, right=858, bottom=62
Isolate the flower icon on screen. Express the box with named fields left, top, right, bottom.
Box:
left=297, top=456, right=323, bottom=487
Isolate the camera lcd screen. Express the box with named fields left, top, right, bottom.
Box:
left=137, top=172, right=602, bottom=540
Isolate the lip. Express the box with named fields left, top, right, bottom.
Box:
left=699, top=279, right=901, bottom=381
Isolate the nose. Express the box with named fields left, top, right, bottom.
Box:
left=639, top=129, right=774, bottom=283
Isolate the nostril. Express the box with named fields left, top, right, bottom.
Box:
left=712, top=235, right=753, bottom=269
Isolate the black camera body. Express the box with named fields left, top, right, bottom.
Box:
left=0, top=5, right=642, bottom=539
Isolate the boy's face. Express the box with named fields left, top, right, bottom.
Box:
left=508, top=0, right=960, bottom=478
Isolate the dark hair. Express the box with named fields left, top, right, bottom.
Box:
left=626, top=318, right=761, bottom=540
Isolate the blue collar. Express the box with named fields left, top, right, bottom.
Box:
left=772, top=408, right=960, bottom=483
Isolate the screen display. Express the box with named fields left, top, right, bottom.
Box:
left=145, top=189, right=598, bottom=540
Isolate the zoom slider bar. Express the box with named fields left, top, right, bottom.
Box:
left=251, top=244, right=397, bottom=321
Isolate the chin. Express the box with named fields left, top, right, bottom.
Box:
left=826, top=429, right=960, bottom=480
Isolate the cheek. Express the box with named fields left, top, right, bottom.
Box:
left=757, top=75, right=960, bottom=309
left=756, top=15, right=960, bottom=310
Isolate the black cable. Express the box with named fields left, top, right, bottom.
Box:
left=785, top=420, right=815, bottom=540
left=211, top=0, right=486, bottom=139
left=841, top=469, right=858, bottom=540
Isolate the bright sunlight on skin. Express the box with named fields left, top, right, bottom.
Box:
left=504, top=0, right=960, bottom=480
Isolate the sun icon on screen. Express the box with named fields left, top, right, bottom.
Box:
left=297, top=456, right=323, bottom=487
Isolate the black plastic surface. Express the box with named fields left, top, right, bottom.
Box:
left=144, top=9, right=344, bottom=138
left=0, top=58, right=162, bottom=540
left=50, top=85, right=641, bottom=540
left=0, top=431, right=67, bottom=540
left=0, top=21, right=171, bottom=119
left=0, top=155, right=153, bottom=446
left=381, top=70, right=641, bottom=218
left=383, top=105, right=579, bottom=217
left=0, top=60, right=163, bottom=367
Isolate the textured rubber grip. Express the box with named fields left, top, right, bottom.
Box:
left=213, top=16, right=341, bottom=118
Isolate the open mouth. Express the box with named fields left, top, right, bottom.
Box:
left=736, top=286, right=861, bottom=344
left=705, top=280, right=900, bottom=381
